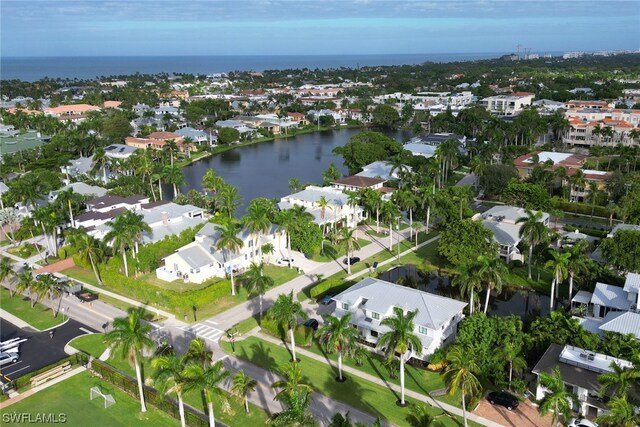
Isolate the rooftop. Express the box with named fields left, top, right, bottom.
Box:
left=591, top=282, right=632, bottom=311
left=332, top=176, right=385, bottom=188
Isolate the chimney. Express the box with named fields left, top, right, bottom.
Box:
left=161, top=211, right=169, bottom=225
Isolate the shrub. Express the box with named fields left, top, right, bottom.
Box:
left=551, top=198, right=612, bottom=219
left=510, top=260, right=524, bottom=268
left=260, top=314, right=312, bottom=347
left=309, top=277, right=355, bottom=299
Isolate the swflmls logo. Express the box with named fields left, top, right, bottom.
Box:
left=2, top=412, right=67, bottom=423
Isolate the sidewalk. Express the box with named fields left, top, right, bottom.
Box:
left=256, top=332, right=502, bottom=427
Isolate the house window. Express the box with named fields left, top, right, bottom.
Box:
left=371, top=312, right=380, bottom=320
left=341, top=302, right=349, bottom=310
left=418, top=326, right=429, bottom=335
left=370, top=330, right=379, bottom=338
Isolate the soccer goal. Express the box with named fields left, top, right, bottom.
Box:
left=90, top=386, right=116, bottom=408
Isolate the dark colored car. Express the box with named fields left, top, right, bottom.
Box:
left=342, top=257, right=361, bottom=265
left=320, top=295, right=335, bottom=305
left=487, top=391, right=519, bottom=410
left=75, top=291, right=99, bottom=303
left=303, top=319, right=319, bottom=331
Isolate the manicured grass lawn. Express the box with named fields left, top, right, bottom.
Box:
left=310, top=238, right=371, bottom=263
left=6, top=243, right=43, bottom=259
left=69, top=333, right=108, bottom=358
left=223, top=336, right=469, bottom=427
left=0, top=286, right=65, bottom=331
left=97, top=294, right=167, bottom=322
left=1, top=371, right=177, bottom=426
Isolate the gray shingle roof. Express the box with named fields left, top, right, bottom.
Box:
left=333, top=277, right=466, bottom=329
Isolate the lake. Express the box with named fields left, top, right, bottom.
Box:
left=180, top=128, right=412, bottom=215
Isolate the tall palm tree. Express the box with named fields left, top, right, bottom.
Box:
left=564, top=240, right=589, bottom=300
left=0, top=257, right=15, bottom=295
left=598, top=361, right=640, bottom=399
left=499, top=341, right=526, bottom=390
left=105, top=213, right=134, bottom=277
left=271, top=362, right=313, bottom=400
left=271, top=362, right=315, bottom=426
left=452, top=262, right=482, bottom=315
left=442, top=345, right=482, bottom=427
left=67, top=228, right=105, bottom=285
left=202, top=169, right=224, bottom=197
left=92, top=147, right=109, bottom=182
left=380, top=201, right=399, bottom=250
left=416, top=185, right=436, bottom=234
left=15, top=267, right=34, bottom=300
left=345, top=191, right=360, bottom=236
left=538, top=366, right=578, bottom=427
left=29, top=275, right=50, bottom=308
left=270, top=291, right=307, bottom=362
left=477, top=255, right=508, bottom=314
left=595, top=396, right=640, bottom=427
left=231, top=370, right=257, bottom=414
left=41, top=274, right=62, bottom=316
left=337, top=227, right=361, bottom=275
left=406, top=403, right=436, bottom=427
left=377, top=307, right=422, bottom=406
left=213, top=217, right=244, bottom=296
left=316, top=195, right=330, bottom=237
left=216, top=184, right=242, bottom=218
left=183, top=361, right=230, bottom=427
left=395, top=189, right=416, bottom=239
left=152, top=353, right=188, bottom=427
left=362, top=188, right=383, bottom=233
left=242, top=262, right=274, bottom=324
left=516, top=209, right=548, bottom=279
left=163, top=139, right=180, bottom=166
left=243, top=200, right=271, bottom=261
left=105, top=307, right=154, bottom=412
left=276, top=209, right=296, bottom=268
left=185, top=337, right=213, bottom=368
left=163, top=164, right=185, bottom=197
left=317, top=313, right=357, bottom=382
left=545, top=250, right=570, bottom=311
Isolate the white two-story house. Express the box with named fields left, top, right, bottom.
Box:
left=278, top=186, right=364, bottom=228
left=331, top=277, right=467, bottom=361
left=156, top=222, right=285, bottom=284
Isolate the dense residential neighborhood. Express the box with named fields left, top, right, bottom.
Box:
left=1, top=39, right=640, bottom=427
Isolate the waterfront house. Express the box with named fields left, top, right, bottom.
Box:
left=125, top=131, right=193, bottom=154
left=532, top=344, right=633, bottom=418
left=48, top=182, right=107, bottom=201
left=513, top=151, right=587, bottom=179
left=278, top=186, right=364, bottom=228
left=330, top=277, right=467, bottom=361
left=355, top=161, right=412, bottom=181
left=175, top=126, right=217, bottom=145
left=473, top=205, right=550, bottom=263
left=156, top=222, right=284, bottom=284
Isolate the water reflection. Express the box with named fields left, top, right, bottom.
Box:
left=378, top=265, right=550, bottom=319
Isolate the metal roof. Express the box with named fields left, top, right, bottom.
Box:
left=591, top=282, right=632, bottom=311
left=623, top=272, right=640, bottom=294
left=599, top=311, right=640, bottom=339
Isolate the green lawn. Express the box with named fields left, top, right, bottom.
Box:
left=6, top=243, right=43, bottom=259
left=69, top=333, right=108, bottom=358
left=0, top=286, right=65, bottom=331
left=310, top=238, right=371, bottom=263
left=1, top=371, right=177, bottom=426
left=222, top=336, right=470, bottom=427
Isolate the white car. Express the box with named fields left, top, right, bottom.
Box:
left=0, top=352, right=18, bottom=366
left=568, top=418, right=598, bottom=427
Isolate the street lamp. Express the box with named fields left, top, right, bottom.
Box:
left=227, top=328, right=239, bottom=353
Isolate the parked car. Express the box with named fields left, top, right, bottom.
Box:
left=303, top=318, right=319, bottom=331
left=75, top=290, right=98, bottom=303
left=0, top=352, right=18, bottom=366
left=568, top=419, right=598, bottom=427
left=320, top=294, right=335, bottom=305
left=342, top=257, right=361, bottom=265
left=277, top=257, right=294, bottom=265
left=487, top=391, right=519, bottom=410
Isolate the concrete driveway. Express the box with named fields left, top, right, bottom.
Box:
left=475, top=396, right=553, bottom=427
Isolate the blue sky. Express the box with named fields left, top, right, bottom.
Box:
left=2, top=0, right=639, bottom=57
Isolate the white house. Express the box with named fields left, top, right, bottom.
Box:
left=481, top=92, right=535, bottom=116
left=473, top=205, right=550, bottom=262
left=277, top=186, right=364, bottom=228
left=48, top=182, right=107, bottom=201
left=356, top=161, right=412, bottom=181
left=533, top=344, right=633, bottom=418
left=156, top=222, right=285, bottom=284
left=331, top=277, right=467, bottom=361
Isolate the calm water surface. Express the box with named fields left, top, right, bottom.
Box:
left=181, top=128, right=412, bottom=214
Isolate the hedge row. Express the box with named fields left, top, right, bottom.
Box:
left=551, top=198, right=612, bottom=219
left=310, top=277, right=356, bottom=299
left=73, top=255, right=231, bottom=313
left=261, top=316, right=313, bottom=347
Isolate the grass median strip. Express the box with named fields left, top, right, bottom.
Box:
left=0, top=286, right=66, bottom=330
left=222, top=336, right=472, bottom=427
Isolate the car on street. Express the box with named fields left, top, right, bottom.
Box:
left=75, top=290, right=98, bottom=303
left=568, top=419, right=598, bottom=427
left=342, top=257, right=361, bottom=265
left=487, top=391, right=519, bottom=410
left=277, top=257, right=294, bottom=265
left=303, top=318, right=319, bottom=331
left=320, top=294, right=335, bottom=305
left=0, top=352, right=18, bottom=366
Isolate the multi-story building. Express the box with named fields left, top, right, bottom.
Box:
left=277, top=186, right=364, bottom=228
left=331, top=277, right=467, bottom=361
left=563, top=107, right=640, bottom=147
left=480, top=92, right=535, bottom=116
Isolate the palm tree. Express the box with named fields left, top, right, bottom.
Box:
left=15, top=268, right=34, bottom=300
left=595, top=396, right=640, bottom=427
left=92, top=147, right=109, bottom=182
left=406, top=403, right=436, bottom=427
left=271, top=362, right=313, bottom=399
left=29, top=275, right=50, bottom=308
left=276, top=209, right=296, bottom=268
left=152, top=353, right=188, bottom=427
left=416, top=185, right=436, bottom=234
left=185, top=337, right=213, bottom=368
left=564, top=240, right=589, bottom=300
left=213, top=217, right=244, bottom=296
left=516, top=209, right=548, bottom=279
left=362, top=188, right=383, bottom=233
left=377, top=307, right=422, bottom=406
left=40, top=274, right=62, bottom=316
left=442, top=345, right=482, bottom=427
left=67, top=228, right=104, bottom=285
left=395, top=189, right=416, bottom=239
left=317, top=313, right=358, bottom=382
left=215, top=184, right=242, bottom=218
left=545, top=250, right=570, bottom=311
left=598, top=361, right=640, bottom=399
left=183, top=361, right=230, bottom=427
left=337, top=227, right=361, bottom=275
left=163, top=139, right=180, bottom=166
left=0, top=257, right=15, bottom=295
left=316, top=195, right=330, bottom=238
left=243, top=200, right=272, bottom=261
left=477, top=255, right=508, bottom=314
left=346, top=191, right=360, bottom=235
left=270, top=291, right=307, bottom=362
left=452, top=262, right=482, bottom=315
left=104, top=213, right=134, bottom=277
left=538, top=367, right=578, bottom=427
left=242, top=262, right=274, bottom=324
left=271, top=363, right=315, bottom=427
left=380, top=201, right=399, bottom=250
left=231, top=370, right=257, bottom=414
left=499, top=342, right=526, bottom=390
left=163, top=164, right=185, bottom=197
left=105, top=308, right=154, bottom=412
left=202, top=169, right=224, bottom=197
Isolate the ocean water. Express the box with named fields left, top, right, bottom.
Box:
left=2, top=53, right=509, bottom=81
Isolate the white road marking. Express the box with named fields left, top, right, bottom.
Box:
left=79, top=327, right=93, bottom=334
left=3, top=364, right=31, bottom=377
